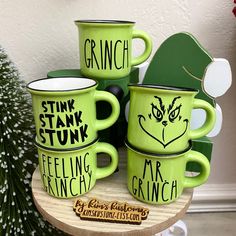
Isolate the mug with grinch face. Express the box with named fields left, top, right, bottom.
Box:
left=27, top=77, right=120, bottom=149
left=125, top=140, right=210, bottom=205
left=75, top=20, right=152, bottom=79
left=36, top=139, right=118, bottom=198
left=127, top=84, right=216, bottom=154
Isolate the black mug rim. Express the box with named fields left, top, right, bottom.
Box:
left=128, top=83, right=199, bottom=93
left=27, top=77, right=98, bottom=93
left=75, top=19, right=135, bottom=24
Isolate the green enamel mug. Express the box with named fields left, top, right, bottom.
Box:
left=75, top=20, right=152, bottom=79
left=27, top=77, right=120, bottom=149
left=125, top=140, right=210, bottom=205
left=127, top=84, right=216, bottom=154
left=36, top=139, right=118, bottom=198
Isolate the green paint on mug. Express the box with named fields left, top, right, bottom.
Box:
left=75, top=20, right=152, bottom=79
left=36, top=139, right=119, bottom=198
left=127, top=84, right=216, bottom=154
left=27, top=77, right=120, bottom=149
left=125, top=140, right=210, bottom=205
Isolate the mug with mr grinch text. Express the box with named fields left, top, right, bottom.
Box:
left=127, top=84, right=216, bottom=154
left=27, top=77, right=120, bottom=149
left=36, top=138, right=118, bottom=198
left=75, top=20, right=152, bottom=79
left=125, top=140, right=210, bottom=205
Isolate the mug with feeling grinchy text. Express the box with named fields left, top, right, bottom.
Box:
left=75, top=20, right=152, bottom=79
left=27, top=77, right=120, bottom=149
left=127, top=84, right=216, bottom=154
left=36, top=138, right=118, bottom=198
left=125, top=140, right=210, bottom=205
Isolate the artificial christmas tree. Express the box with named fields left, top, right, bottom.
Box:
left=0, top=45, right=63, bottom=235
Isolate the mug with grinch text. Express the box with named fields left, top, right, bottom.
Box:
left=75, top=20, right=152, bottom=79
left=127, top=84, right=216, bottom=154
left=27, top=77, right=120, bottom=149
left=36, top=139, right=119, bottom=198
left=125, top=140, right=210, bottom=204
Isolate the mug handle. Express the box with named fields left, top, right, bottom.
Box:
left=183, top=150, right=210, bottom=188
left=94, top=142, right=119, bottom=179
left=189, top=99, right=216, bottom=139
left=94, top=90, right=120, bottom=131
left=131, top=30, right=152, bottom=66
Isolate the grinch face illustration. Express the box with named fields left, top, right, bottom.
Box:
left=138, top=96, right=189, bottom=148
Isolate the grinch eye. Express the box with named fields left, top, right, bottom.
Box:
left=151, top=103, right=163, bottom=122
left=169, top=105, right=181, bottom=122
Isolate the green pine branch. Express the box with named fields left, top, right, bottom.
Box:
left=0, top=46, right=65, bottom=236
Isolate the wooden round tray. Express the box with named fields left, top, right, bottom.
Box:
left=32, top=149, right=193, bottom=236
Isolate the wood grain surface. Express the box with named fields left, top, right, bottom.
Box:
left=32, top=148, right=193, bottom=236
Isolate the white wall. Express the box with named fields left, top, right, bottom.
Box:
left=1, top=0, right=235, bottom=184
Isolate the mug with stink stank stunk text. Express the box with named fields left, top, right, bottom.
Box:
left=75, top=20, right=152, bottom=79
left=27, top=77, right=120, bottom=149
left=36, top=139, right=119, bottom=198
left=125, top=140, right=210, bottom=205
left=127, top=84, right=216, bottom=154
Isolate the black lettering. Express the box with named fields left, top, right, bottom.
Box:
left=47, top=176, right=55, bottom=196
left=132, top=176, right=137, bottom=195
left=47, top=101, right=55, bottom=113
left=60, top=101, right=67, bottom=113
left=56, top=116, right=65, bottom=128
left=100, top=40, right=103, bottom=69
left=70, top=157, right=74, bottom=178
left=171, top=180, right=178, bottom=200
left=162, top=180, right=169, bottom=202
left=68, top=99, right=75, bottom=112
left=57, top=130, right=68, bottom=145
left=65, top=114, right=74, bottom=127
left=60, top=179, right=67, bottom=197
left=123, top=40, right=129, bottom=68
left=42, top=101, right=47, bottom=112
left=47, top=156, right=53, bottom=177
left=69, top=178, right=77, bottom=197
left=80, top=124, right=88, bottom=142
left=74, top=111, right=82, bottom=126
left=79, top=175, right=86, bottom=194
left=62, top=158, right=69, bottom=178
left=84, top=39, right=91, bottom=67
left=143, top=159, right=153, bottom=181
left=39, top=114, right=46, bottom=127
left=88, top=170, right=92, bottom=190
left=83, top=152, right=90, bottom=173
left=75, top=155, right=83, bottom=176
left=91, top=39, right=100, bottom=69
left=155, top=161, right=163, bottom=182
left=104, top=40, right=112, bottom=70
left=42, top=154, right=47, bottom=174
left=39, top=128, right=46, bottom=143
left=45, top=129, right=55, bottom=146
left=114, top=40, right=122, bottom=69
left=151, top=182, right=159, bottom=202
left=54, top=157, right=60, bottom=178
left=138, top=178, right=145, bottom=200
left=70, top=129, right=79, bottom=144
left=45, top=114, right=54, bottom=129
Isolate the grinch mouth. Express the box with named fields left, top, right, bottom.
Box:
left=138, top=114, right=189, bottom=148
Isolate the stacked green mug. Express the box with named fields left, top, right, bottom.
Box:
left=27, top=77, right=120, bottom=198
left=126, top=84, right=216, bottom=204
left=74, top=20, right=153, bottom=147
